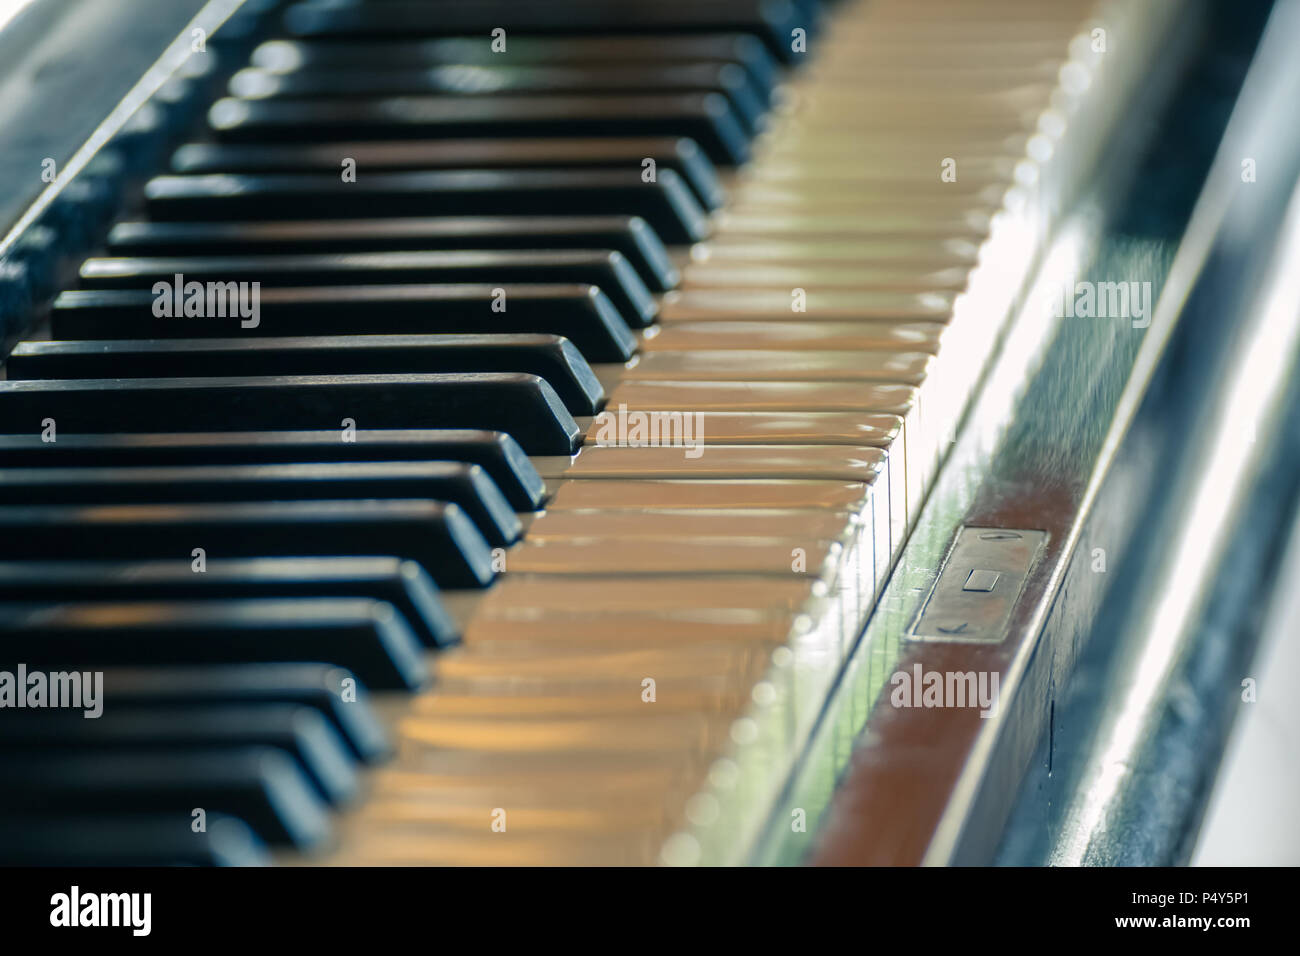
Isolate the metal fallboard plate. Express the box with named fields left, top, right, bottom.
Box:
left=908, top=527, right=1047, bottom=643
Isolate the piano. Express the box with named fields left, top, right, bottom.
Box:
left=0, top=0, right=1297, bottom=868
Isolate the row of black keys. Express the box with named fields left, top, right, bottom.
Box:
left=1, top=659, right=393, bottom=863
left=0, top=1, right=812, bottom=862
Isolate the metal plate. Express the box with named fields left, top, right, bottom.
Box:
left=908, top=527, right=1047, bottom=644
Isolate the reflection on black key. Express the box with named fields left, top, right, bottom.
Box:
left=283, top=0, right=813, bottom=62
left=0, top=373, right=581, bottom=455
left=208, top=94, right=750, bottom=166
left=99, top=664, right=389, bottom=761
left=0, top=429, right=544, bottom=511
left=108, top=214, right=682, bottom=290
left=0, top=705, right=359, bottom=805
left=0, top=460, right=521, bottom=546
left=51, top=285, right=637, bottom=362
left=228, top=63, right=766, bottom=134
left=0, top=597, right=429, bottom=690
left=250, top=35, right=779, bottom=95
left=170, top=137, right=723, bottom=215
left=0, top=749, right=331, bottom=848
left=0, top=557, right=457, bottom=648
left=147, top=167, right=709, bottom=246
left=0, top=814, right=269, bottom=866
left=82, top=247, right=658, bottom=326
left=0, top=499, right=495, bottom=588
left=8, top=334, right=605, bottom=417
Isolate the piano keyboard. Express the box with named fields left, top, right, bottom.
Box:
left=0, top=0, right=1108, bottom=865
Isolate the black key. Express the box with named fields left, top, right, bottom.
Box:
left=0, top=429, right=544, bottom=511
left=82, top=246, right=660, bottom=326
left=250, top=36, right=779, bottom=96
left=99, top=664, right=389, bottom=761
left=51, top=285, right=637, bottom=363
left=0, top=597, right=429, bottom=690
left=8, top=334, right=606, bottom=416
left=0, top=373, right=580, bottom=456
left=0, top=749, right=331, bottom=849
left=0, top=460, right=521, bottom=546
left=108, top=214, right=682, bottom=290
left=170, top=138, right=722, bottom=215
left=228, top=62, right=767, bottom=134
left=0, top=705, right=359, bottom=805
left=0, top=557, right=457, bottom=648
left=208, top=94, right=750, bottom=166
left=170, top=138, right=722, bottom=217
left=283, top=0, right=813, bottom=62
left=148, top=167, right=709, bottom=247
left=0, top=814, right=270, bottom=866
left=0, top=499, right=495, bottom=588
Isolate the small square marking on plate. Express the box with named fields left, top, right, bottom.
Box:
left=962, top=569, right=1000, bottom=592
